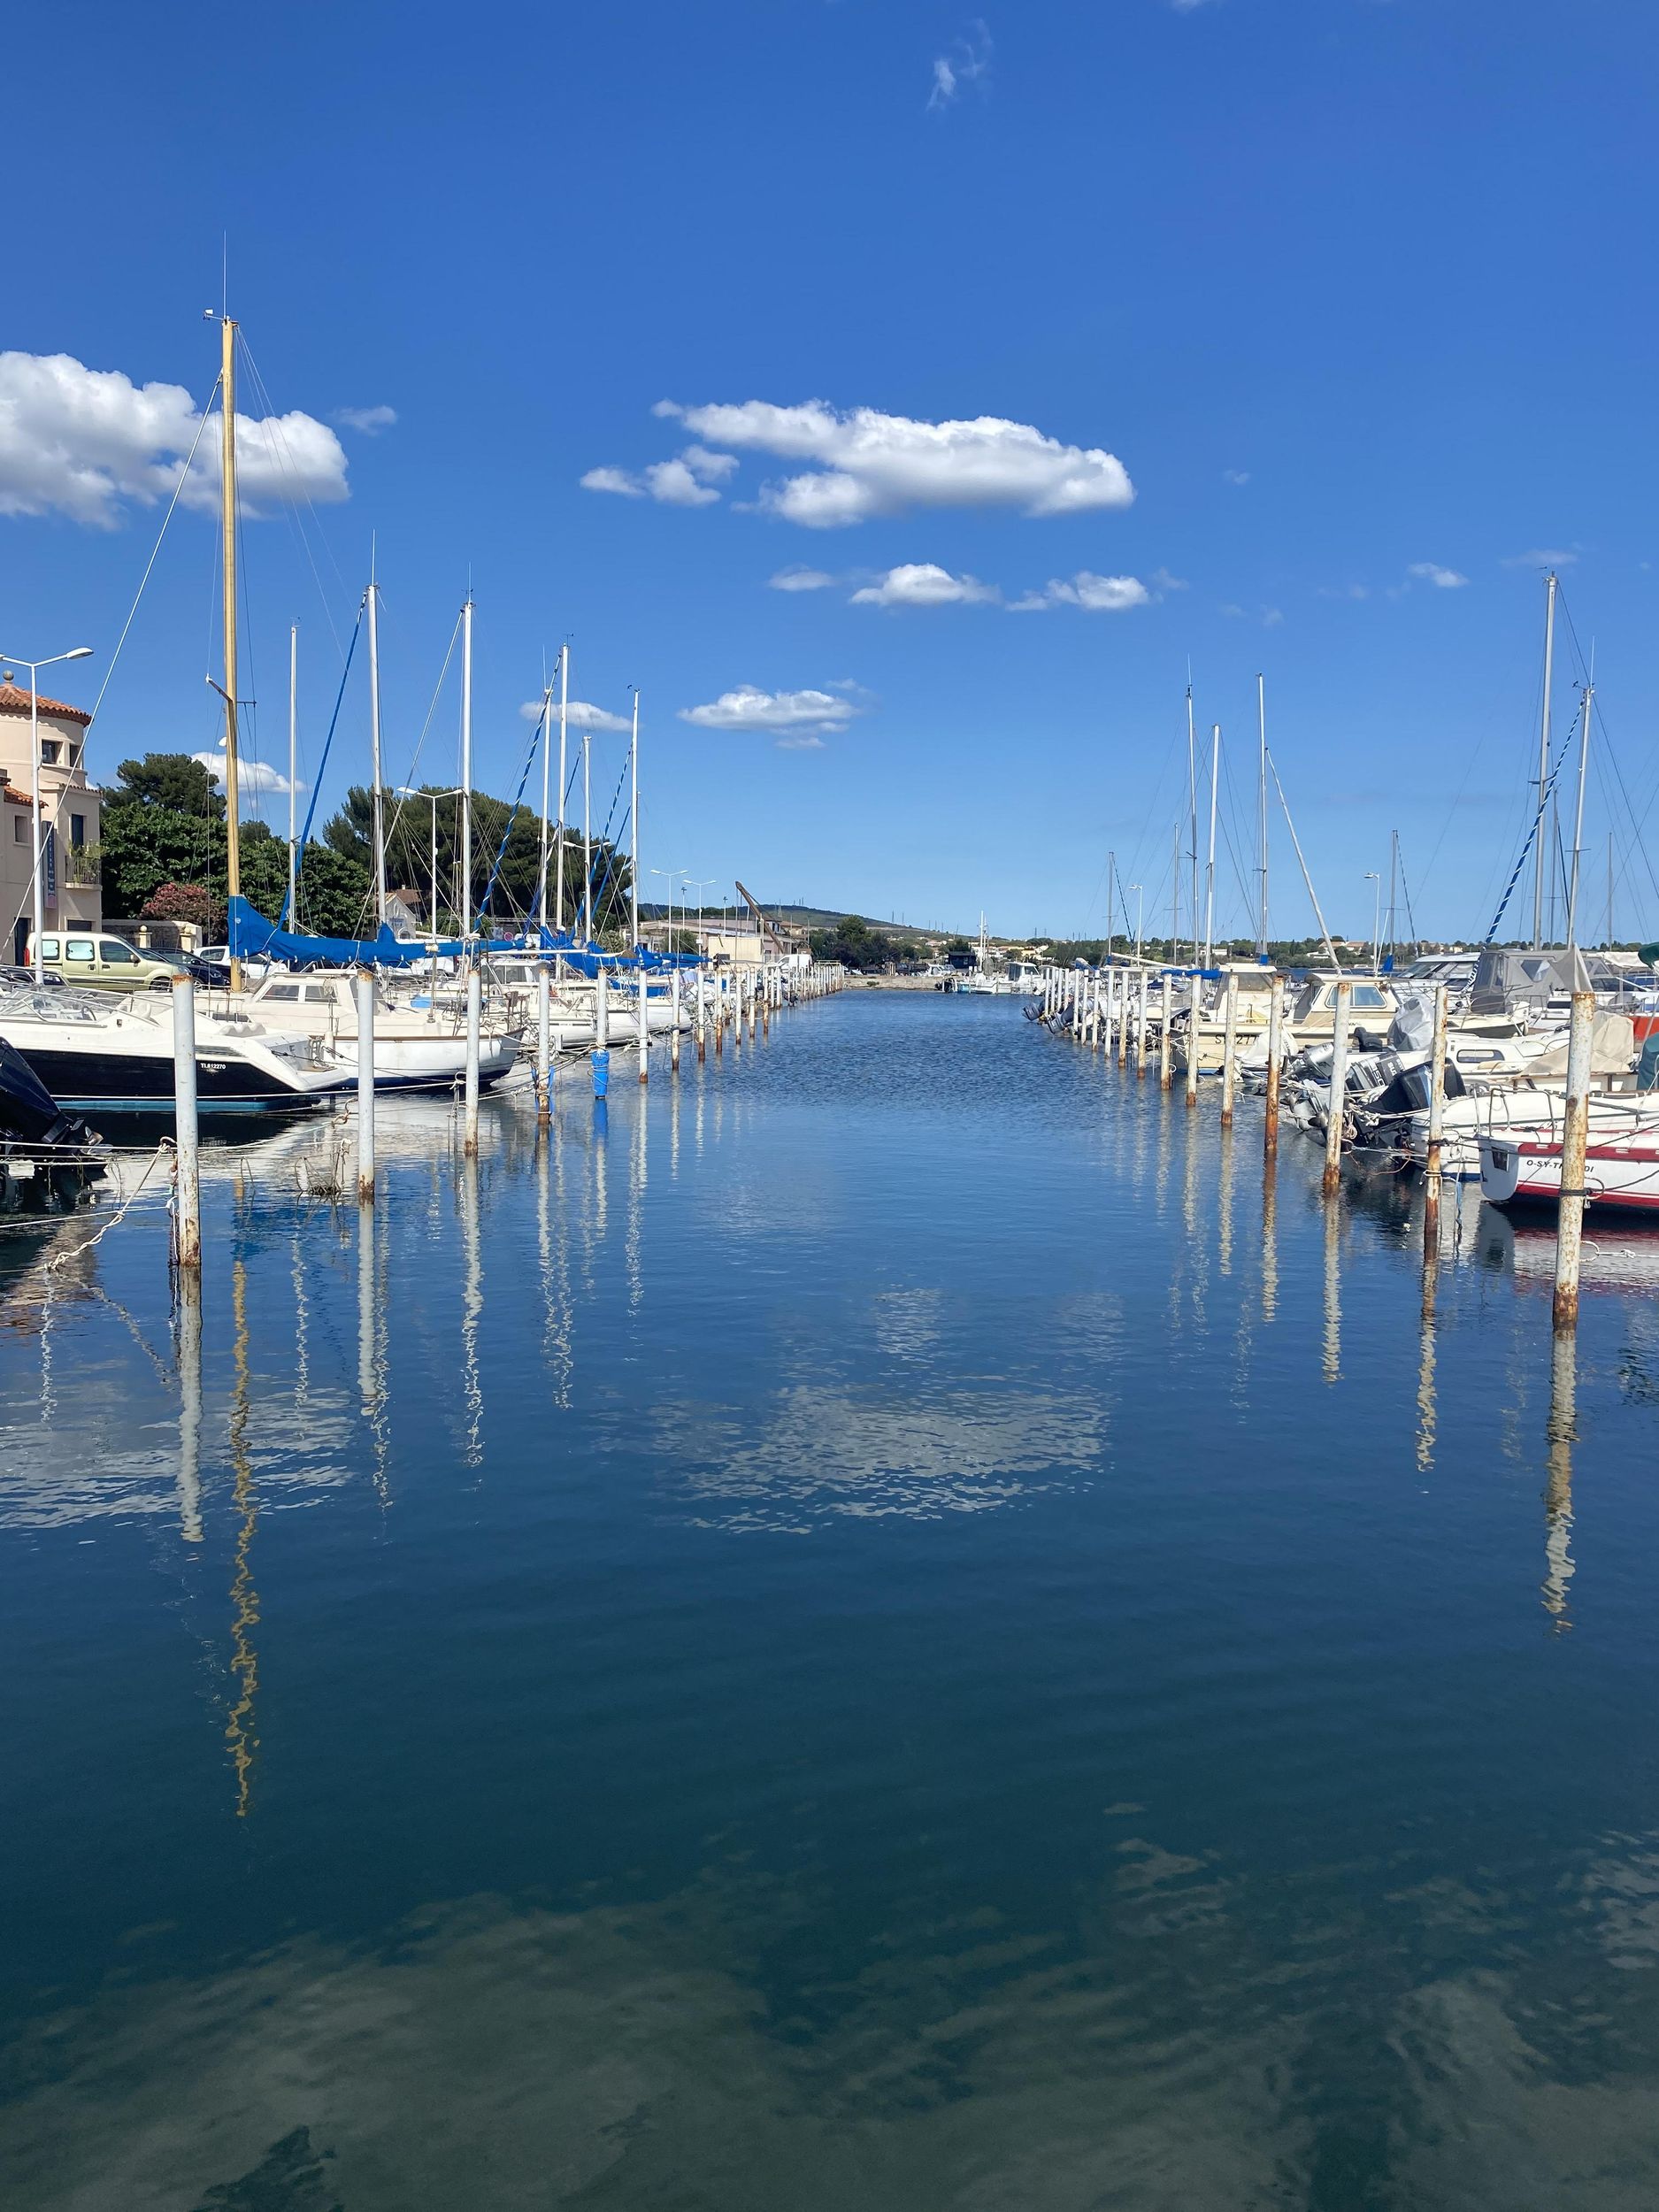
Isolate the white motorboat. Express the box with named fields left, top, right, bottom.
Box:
left=240, top=972, right=521, bottom=1092
left=1479, top=1094, right=1659, bottom=1212
left=0, top=985, right=347, bottom=1114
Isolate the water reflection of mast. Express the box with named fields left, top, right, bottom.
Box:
left=460, top=1154, right=484, bottom=1471
left=1322, top=1198, right=1341, bottom=1385
left=357, top=1204, right=389, bottom=1502
left=537, top=1133, right=573, bottom=1406
left=290, top=1227, right=310, bottom=1407
left=177, top=1276, right=204, bottom=1544
left=1542, top=1331, right=1577, bottom=1630
left=1217, top=1123, right=1234, bottom=1278
left=626, top=1090, right=646, bottom=1310
left=1260, top=1156, right=1278, bottom=1325
left=1416, top=1232, right=1439, bottom=1474
left=225, top=1259, right=260, bottom=1818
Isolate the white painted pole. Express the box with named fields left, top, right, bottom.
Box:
left=671, top=965, right=682, bottom=1071
left=1553, top=987, right=1595, bottom=1333
left=1136, top=971, right=1149, bottom=1078
left=172, top=976, right=201, bottom=1271
left=1184, top=976, right=1200, bottom=1110
left=1324, top=979, right=1351, bottom=1196
left=1220, top=971, right=1239, bottom=1126
left=637, top=963, right=649, bottom=1085
left=1159, top=973, right=1172, bottom=1090
left=1423, top=981, right=1447, bottom=1244
left=1264, top=973, right=1284, bottom=1161
left=356, top=966, right=376, bottom=1202
left=537, top=966, right=552, bottom=1125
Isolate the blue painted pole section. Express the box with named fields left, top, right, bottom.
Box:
left=592, top=1048, right=611, bottom=1099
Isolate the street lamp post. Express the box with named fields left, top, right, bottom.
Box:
left=1364, top=872, right=1381, bottom=975
left=393, top=787, right=465, bottom=937
left=649, top=866, right=687, bottom=954
left=0, top=646, right=94, bottom=964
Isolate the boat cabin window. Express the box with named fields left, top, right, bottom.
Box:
left=264, top=984, right=301, bottom=1002
left=1455, top=1048, right=1505, bottom=1066
left=65, top=938, right=95, bottom=961
left=1350, top=986, right=1387, bottom=1009
left=301, top=984, right=341, bottom=1003
left=101, top=941, right=138, bottom=964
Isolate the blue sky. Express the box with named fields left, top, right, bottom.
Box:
left=4, top=0, right=1656, bottom=942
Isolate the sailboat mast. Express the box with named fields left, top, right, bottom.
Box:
left=630, top=690, right=641, bottom=950
left=582, top=731, right=592, bottom=941
left=1186, top=685, right=1199, bottom=964
left=555, top=646, right=568, bottom=941
left=366, top=559, right=387, bottom=930
left=536, top=680, right=553, bottom=933
left=1565, top=682, right=1593, bottom=949
left=1203, top=723, right=1220, bottom=967
left=219, top=313, right=242, bottom=987
left=1256, top=674, right=1269, bottom=958
left=1105, top=849, right=1116, bottom=961
left=1171, top=821, right=1180, bottom=955
left=1532, top=570, right=1558, bottom=949
left=459, top=595, right=473, bottom=940
left=287, top=623, right=298, bottom=924
left=1386, top=829, right=1398, bottom=963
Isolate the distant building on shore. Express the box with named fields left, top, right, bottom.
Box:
left=0, top=679, right=103, bottom=960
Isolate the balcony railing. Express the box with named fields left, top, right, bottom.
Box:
left=61, top=842, right=102, bottom=888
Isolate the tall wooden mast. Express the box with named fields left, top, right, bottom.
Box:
left=219, top=314, right=242, bottom=987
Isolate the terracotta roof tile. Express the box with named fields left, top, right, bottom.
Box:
left=0, top=681, right=90, bottom=726
left=3, top=785, right=35, bottom=807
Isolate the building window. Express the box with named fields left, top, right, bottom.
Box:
left=12, top=816, right=23, bottom=844
left=68, top=743, right=81, bottom=767
left=39, top=740, right=60, bottom=766
left=69, top=813, right=85, bottom=849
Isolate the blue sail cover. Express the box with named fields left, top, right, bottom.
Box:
left=228, top=896, right=467, bottom=969
left=229, top=898, right=706, bottom=975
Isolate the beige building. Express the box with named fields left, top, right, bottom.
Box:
left=0, top=680, right=103, bottom=963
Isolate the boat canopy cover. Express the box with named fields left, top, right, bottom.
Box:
left=230, top=898, right=705, bottom=974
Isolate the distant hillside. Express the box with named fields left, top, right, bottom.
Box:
left=636, top=901, right=976, bottom=946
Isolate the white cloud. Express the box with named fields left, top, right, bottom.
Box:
left=1262, top=606, right=1285, bottom=628
left=679, top=686, right=864, bottom=736
left=1148, top=566, right=1188, bottom=595
left=518, top=698, right=630, bottom=733
left=580, top=445, right=734, bottom=507
left=193, top=748, right=300, bottom=797
left=649, top=396, right=1133, bottom=527
left=334, top=404, right=397, bottom=434
left=1010, top=570, right=1151, bottom=613
left=1408, top=562, right=1468, bottom=589
left=851, top=563, right=1000, bottom=608
left=928, top=21, right=992, bottom=109
left=1223, top=468, right=1250, bottom=486
left=0, top=349, right=349, bottom=528
left=768, top=566, right=836, bottom=592
left=776, top=734, right=826, bottom=750
left=1168, top=0, right=1220, bottom=12
left=1502, top=546, right=1578, bottom=569
left=580, top=465, right=646, bottom=499
left=642, top=457, right=720, bottom=507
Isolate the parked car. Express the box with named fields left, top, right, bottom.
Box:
left=196, top=945, right=282, bottom=986
left=28, top=932, right=223, bottom=992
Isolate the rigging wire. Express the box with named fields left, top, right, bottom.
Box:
left=84, top=384, right=219, bottom=734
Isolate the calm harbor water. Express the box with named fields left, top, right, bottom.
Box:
left=4, top=990, right=1659, bottom=2209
